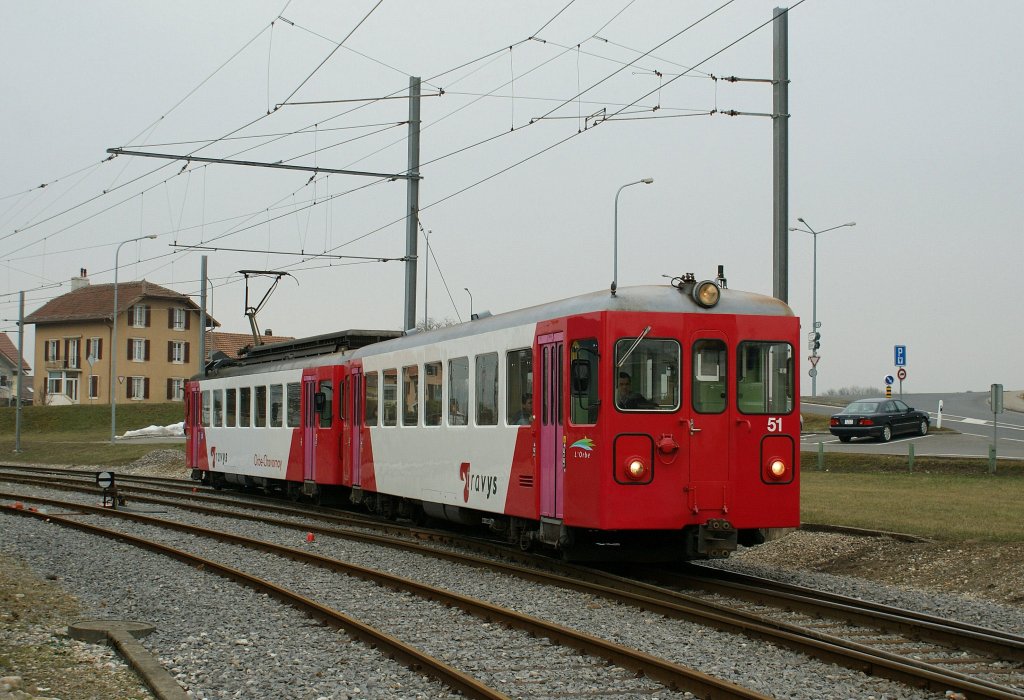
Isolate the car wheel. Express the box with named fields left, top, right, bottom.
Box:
left=838, top=436, right=851, bottom=443
left=918, top=420, right=928, bottom=436
left=880, top=425, right=892, bottom=442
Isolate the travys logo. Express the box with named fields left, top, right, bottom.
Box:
left=209, top=446, right=228, bottom=467
left=569, top=437, right=594, bottom=451
left=459, top=462, right=498, bottom=502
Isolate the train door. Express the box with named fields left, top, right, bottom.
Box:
left=186, top=383, right=202, bottom=467
left=687, top=332, right=731, bottom=514
left=349, top=369, right=363, bottom=488
left=539, top=333, right=564, bottom=519
left=302, top=376, right=316, bottom=482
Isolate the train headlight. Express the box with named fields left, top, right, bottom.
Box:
left=693, top=280, right=720, bottom=308
left=626, top=457, right=647, bottom=481
left=767, top=459, right=787, bottom=480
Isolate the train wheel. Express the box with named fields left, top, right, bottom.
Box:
left=519, top=528, right=536, bottom=552
left=880, top=425, right=893, bottom=442
left=918, top=420, right=928, bottom=436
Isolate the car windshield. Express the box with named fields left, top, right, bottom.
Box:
left=842, top=401, right=879, bottom=414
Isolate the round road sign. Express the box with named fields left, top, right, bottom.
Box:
left=808, top=368, right=817, bottom=378
left=884, top=375, right=895, bottom=385
left=897, top=368, right=907, bottom=381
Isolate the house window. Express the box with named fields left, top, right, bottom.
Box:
left=46, top=340, right=60, bottom=362
left=47, top=372, right=62, bottom=395
left=86, top=337, right=103, bottom=361
left=131, top=338, right=148, bottom=362
left=169, top=341, right=187, bottom=364
left=127, top=376, right=148, bottom=400
left=170, top=307, right=188, bottom=331
left=64, top=376, right=79, bottom=402
left=65, top=338, right=80, bottom=369
left=167, top=378, right=185, bottom=401
left=131, top=305, right=149, bottom=328
left=89, top=375, right=100, bottom=399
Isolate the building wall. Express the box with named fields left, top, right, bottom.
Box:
left=32, top=299, right=203, bottom=405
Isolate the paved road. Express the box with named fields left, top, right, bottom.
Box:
left=802, top=390, right=1024, bottom=461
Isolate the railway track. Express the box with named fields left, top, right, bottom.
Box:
left=3, top=465, right=1022, bottom=698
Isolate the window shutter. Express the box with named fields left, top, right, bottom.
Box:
left=184, top=311, right=191, bottom=330
left=76, top=341, right=81, bottom=369
left=167, top=378, right=173, bottom=400
left=85, top=338, right=91, bottom=358
left=90, top=375, right=98, bottom=398
left=97, top=338, right=103, bottom=360
left=126, top=379, right=134, bottom=399
left=184, top=342, right=190, bottom=364
left=127, top=340, right=134, bottom=361
left=63, top=339, right=69, bottom=363
left=144, top=339, right=150, bottom=361
left=144, top=377, right=150, bottom=399
left=145, top=306, right=151, bottom=327
left=168, top=309, right=174, bottom=329
left=127, top=305, right=134, bottom=326
left=167, top=341, right=173, bottom=362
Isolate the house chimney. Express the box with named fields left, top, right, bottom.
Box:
left=71, top=268, right=89, bottom=291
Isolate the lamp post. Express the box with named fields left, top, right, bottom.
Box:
left=464, top=287, right=473, bottom=320
left=788, top=218, right=856, bottom=397
left=612, top=177, right=653, bottom=295
left=111, top=234, right=157, bottom=443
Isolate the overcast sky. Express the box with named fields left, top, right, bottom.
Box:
left=2, top=1, right=1021, bottom=395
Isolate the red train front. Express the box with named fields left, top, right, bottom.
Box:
left=186, top=272, right=800, bottom=562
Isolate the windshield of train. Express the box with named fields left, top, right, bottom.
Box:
left=614, top=338, right=680, bottom=411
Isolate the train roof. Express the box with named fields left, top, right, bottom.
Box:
left=200, top=282, right=792, bottom=378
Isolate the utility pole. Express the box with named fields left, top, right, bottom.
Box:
left=14, top=291, right=24, bottom=452
left=404, top=76, right=421, bottom=332
left=200, top=255, right=208, bottom=373
left=772, top=7, right=789, bottom=303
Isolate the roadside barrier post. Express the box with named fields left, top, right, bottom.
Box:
left=817, top=441, right=824, bottom=471
left=937, top=399, right=943, bottom=430
left=908, top=443, right=914, bottom=472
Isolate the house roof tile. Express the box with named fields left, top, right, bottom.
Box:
left=0, top=333, right=30, bottom=373
left=24, top=280, right=218, bottom=327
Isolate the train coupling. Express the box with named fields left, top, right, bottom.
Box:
left=696, top=518, right=738, bottom=559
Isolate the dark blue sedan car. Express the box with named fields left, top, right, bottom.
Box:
left=829, top=398, right=930, bottom=443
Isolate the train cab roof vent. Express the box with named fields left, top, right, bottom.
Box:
left=472, top=310, right=492, bottom=321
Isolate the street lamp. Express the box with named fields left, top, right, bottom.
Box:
left=788, top=218, right=856, bottom=397
left=464, top=287, right=473, bottom=320
left=111, top=234, right=158, bottom=443
left=612, top=178, right=654, bottom=295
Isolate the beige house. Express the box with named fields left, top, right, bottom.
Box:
left=0, top=332, right=31, bottom=406
left=24, top=272, right=217, bottom=405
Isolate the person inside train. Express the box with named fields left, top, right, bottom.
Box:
left=511, top=393, right=533, bottom=425
left=616, top=372, right=648, bottom=409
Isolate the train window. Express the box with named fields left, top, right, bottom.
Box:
left=570, top=339, right=599, bottom=424
left=212, top=389, right=224, bottom=426
left=737, top=342, right=793, bottom=414
left=239, top=387, right=251, bottom=427
left=318, top=380, right=333, bottom=428
left=225, top=389, right=237, bottom=428
left=270, top=384, right=284, bottom=427
left=505, top=349, right=533, bottom=425
left=692, top=340, right=727, bottom=414
left=614, top=338, right=680, bottom=412
left=448, top=357, right=468, bottom=426
left=402, top=365, right=419, bottom=426
left=424, top=362, right=442, bottom=426
left=254, top=386, right=267, bottom=427
left=476, top=353, right=498, bottom=426
left=364, top=372, right=378, bottom=426
left=382, top=369, right=398, bottom=426
left=201, top=390, right=211, bottom=427
left=286, top=382, right=301, bottom=427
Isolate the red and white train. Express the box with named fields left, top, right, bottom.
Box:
left=185, top=272, right=800, bottom=561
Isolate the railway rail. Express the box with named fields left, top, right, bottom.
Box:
left=3, top=465, right=1023, bottom=698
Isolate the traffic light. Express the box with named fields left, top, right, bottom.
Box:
left=811, top=332, right=821, bottom=351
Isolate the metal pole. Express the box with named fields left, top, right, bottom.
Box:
left=423, top=228, right=429, bottom=328
left=200, top=255, right=208, bottom=374
left=14, top=291, right=24, bottom=453
left=612, top=178, right=653, bottom=295
left=464, top=287, right=473, bottom=320
left=111, top=234, right=156, bottom=444
left=403, top=76, right=421, bottom=332
left=772, top=6, right=789, bottom=303
left=811, top=227, right=817, bottom=396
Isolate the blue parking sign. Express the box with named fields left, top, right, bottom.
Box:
left=894, top=345, right=907, bottom=367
